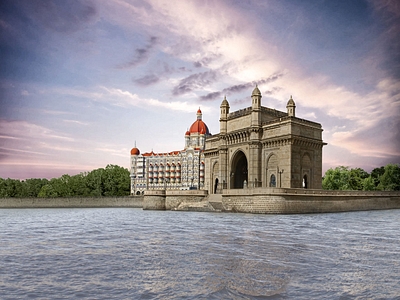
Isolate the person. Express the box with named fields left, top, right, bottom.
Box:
left=214, top=178, right=219, bottom=194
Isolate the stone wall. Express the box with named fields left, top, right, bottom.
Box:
left=222, top=188, right=400, bottom=214
left=3, top=189, right=399, bottom=214
left=0, top=196, right=143, bottom=208
left=143, top=190, right=166, bottom=210
left=165, top=190, right=208, bottom=210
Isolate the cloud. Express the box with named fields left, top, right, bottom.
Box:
left=100, top=86, right=206, bottom=112
left=116, top=36, right=158, bottom=69
left=21, top=0, right=98, bottom=33
left=0, top=119, right=75, bottom=164
left=193, top=55, right=221, bottom=68
left=199, top=73, right=284, bottom=101
left=172, top=70, right=218, bottom=96
left=0, top=119, right=128, bottom=179
left=369, top=0, right=400, bottom=79
left=62, top=119, right=89, bottom=126
left=133, top=61, right=187, bottom=86
left=134, top=74, right=160, bottom=86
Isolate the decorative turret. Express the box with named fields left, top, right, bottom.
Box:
left=185, top=129, right=190, bottom=148
left=251, top=85, right=261, bottom=127
left=220, top=95, right=229, bottom=134
left=286, top=95, right=296, bottom=117
left=251, top=84, right=262, bottom=111
left=196, top=108, right=202, bottom=120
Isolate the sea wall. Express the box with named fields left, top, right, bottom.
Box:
left=143, top=190, right=208, bottom=210
left=0, top=196, right=143, bottom=208
left=165, top=190, right=208, bottom=210
left=222, top=188, right=400, bottom=214
left=142, top=190, right=166, bottom=210
left=2, top=189, right=400, bottom=214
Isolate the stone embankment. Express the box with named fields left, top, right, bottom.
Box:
left=2, top=189, right=400, bottom=214
left=0, top=196, right=143, bottom=208
left=143, top=188, right=400, bottom=214
left=221, top=188, right=400, bottom=214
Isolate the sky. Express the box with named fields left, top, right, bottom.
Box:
left=1, top=0, right=399, bottom=180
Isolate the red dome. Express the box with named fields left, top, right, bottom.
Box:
left=189, top=119, right=209, bottom=134
left=130, top=147, right=140, bottom=155
left=185, top=130, right=190, bottom=136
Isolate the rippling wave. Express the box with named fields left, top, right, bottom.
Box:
left=1, top=208, right=399, bottom=299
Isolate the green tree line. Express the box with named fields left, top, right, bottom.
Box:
left=0, top=165, right=130, bottom=198
left=322, top=163, right=400, bottom=191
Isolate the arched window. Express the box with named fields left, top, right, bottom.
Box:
left=270, top=174, right=276, bottom=187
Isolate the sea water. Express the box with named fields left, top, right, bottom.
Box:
left=0, top=208, right=399, bottom=299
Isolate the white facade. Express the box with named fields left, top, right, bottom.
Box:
left=130, top=109, right=209, bottom=195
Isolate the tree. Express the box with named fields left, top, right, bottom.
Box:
left=371, top=166, right=385, bottom=188
left=85, top=168, right=105, bottom=196
left=102, top=164, right=130, bottom=196
left=377, top=164, right=400, bottom=191
left=69, top=173, right=90, bottom=196
left=38, top=184, right=58, bottom=198
left=0, top=178, right=22, bottom=197
left=23, top=178, right=49, bottom=197
left=322, top=166, right=351, bottom=190
left=348, top=168, right=369, bottom=190
left=362, top=176, right=376, bottom=191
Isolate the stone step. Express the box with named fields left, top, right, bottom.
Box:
left=208, top=201, right=224, bottom=211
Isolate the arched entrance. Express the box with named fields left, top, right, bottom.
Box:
left=301, top=153, right=311, bottom=189
left=231, top=151, right=248, bottom=189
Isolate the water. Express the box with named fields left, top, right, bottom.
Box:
left=1, top=208, right=399, bottom=299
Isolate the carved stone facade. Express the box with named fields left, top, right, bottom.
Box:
left=204, top=86, right=326, bottom=193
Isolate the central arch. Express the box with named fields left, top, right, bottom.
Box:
left=231, top=150, right=248, bottom=189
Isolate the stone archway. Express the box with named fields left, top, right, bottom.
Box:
left=266, top=153, right=278, bottom=188
left=302, top=153, right=311, bottom=189
left=231, top=151, right=248, bottom=189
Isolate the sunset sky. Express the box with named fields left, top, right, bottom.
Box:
left=1, top=0, right=399, bottom=180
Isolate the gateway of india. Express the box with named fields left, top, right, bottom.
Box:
left=130, top=85, right=326, bottom=195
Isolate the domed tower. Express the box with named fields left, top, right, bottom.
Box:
left=286, top=95, right=296, bottom=117
left=220, top=96, right=230, bottom=134
left=130, top=144, right=140, bottom=195
left=186, top=108, right=210, bottom=150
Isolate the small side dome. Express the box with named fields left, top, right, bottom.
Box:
left=251, top=84, right=261, bottom=96
left=286, top=95, right=296, bottom=117
left=287, top=95, right=296, bottom=106
left=220, top=95, right=229, bottom=107
left=185, top=130, right=190, bottom=136
left=197, top=108, right=202, bottom=114
left=130, top=147, right=140, bottom=155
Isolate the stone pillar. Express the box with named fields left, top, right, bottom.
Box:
left=143, top=190, right=166, bottom=210
left=219, top=146, right=228, bottom=191
left=248, top=141, right=262, bottom=188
